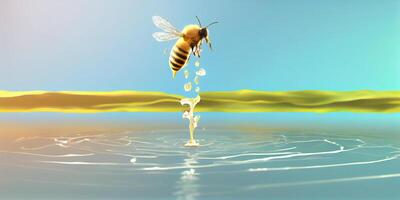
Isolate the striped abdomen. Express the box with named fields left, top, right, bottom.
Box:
left=169, top=38, right=191, bottom=78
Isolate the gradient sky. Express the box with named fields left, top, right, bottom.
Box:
left=0, top=0, right=399, bottom=94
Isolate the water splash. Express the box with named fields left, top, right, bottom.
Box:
left=180, top=96, right=201, bottom=147
left=180, top=59, right=205, bottom=146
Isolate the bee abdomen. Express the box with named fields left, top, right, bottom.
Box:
left=169, top=44, right=190, bottom=77
left=176, top=46, right=189, bottom=55
left=169, top=60, right=182, bottom=71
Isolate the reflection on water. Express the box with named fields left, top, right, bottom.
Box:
left=1, top=129, right=400, bottom=199
left=175, top=154, right=200, bottom=200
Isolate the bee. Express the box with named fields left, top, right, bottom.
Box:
left=152, top=16, right=218, bottom=78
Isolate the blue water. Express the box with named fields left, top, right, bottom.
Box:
left=1, top=113, right=400, bottom=200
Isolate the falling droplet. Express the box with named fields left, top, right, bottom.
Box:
left=130, top=158, right=137, bottom=163
left=195, top=60, right=200, bottom=67
left=194, top=76, right=200, bottom=85
left=196, top=68, right=206, bottom=76
left=195, top=87, right=200, bottom=93
left=184, top=70, right=189, bottom=79
left=184, top=82, right=192, bottom=92
left=163, top=48, right=169, bottom=55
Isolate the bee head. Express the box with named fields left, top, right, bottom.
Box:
left=195, top=16, right=217, bottom=39
left=195, top=16, right=218, bottom=50
left=199, top=28, right=208, bottom=39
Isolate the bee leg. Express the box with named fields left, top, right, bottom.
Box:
left=196, top=49, right=201, bottom=58
left=197, top=45, right=202, bottom=57
left=192, top=45, right=201, bottom=58
left=192, top=46, right=198, bottom=57
left=197, top=43, right=202, bottom=57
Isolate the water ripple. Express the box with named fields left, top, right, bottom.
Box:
left=1, top=129, right=398, bottom=176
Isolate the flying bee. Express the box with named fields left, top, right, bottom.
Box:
left=152, top=16, right=218, bottom=78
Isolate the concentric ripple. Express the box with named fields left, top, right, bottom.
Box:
left=2, top=129, right=399, bottom=173
left=1, top=129, right=400, bottom=199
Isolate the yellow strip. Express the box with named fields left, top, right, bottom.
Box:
left=0, top=90, right=399, bottom=113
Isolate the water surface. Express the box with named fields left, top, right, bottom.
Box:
left=1, top=115, right=399, bottom=199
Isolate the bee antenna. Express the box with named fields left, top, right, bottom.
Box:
left=206, top=21, right=218, bottom=28
left=195, top=16, right=202, bottom=27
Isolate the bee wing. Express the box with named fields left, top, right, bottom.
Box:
left=152, top=32, right=180, bottom=42
left=152, top=16, right=182, bottom=35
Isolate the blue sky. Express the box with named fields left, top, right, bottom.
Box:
left=0, top=0, right=399, bottom=94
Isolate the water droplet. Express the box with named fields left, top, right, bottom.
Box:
left=130, top=158, right=137, bottom=163
left=182, top=111, right=190, bottom=119
left=195, top=61, right=200, bottom=67
left=195, top=87, right=200, bottom=93
left=194, top=76, right=199, bottom=85
left=194, top=115, right=200, bottom=121
left=184, top=82, right=192, bottom=92
left=196, top=68, right=206, bottom=76
left=194, top=115, right=201, bottom=128
left=184, top=70, right=189, bottom=79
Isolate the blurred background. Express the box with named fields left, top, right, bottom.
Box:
left=0, top=0, right=399, bottom=94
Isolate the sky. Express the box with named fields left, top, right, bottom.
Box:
left=0, top=0, right=399, bottom=95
